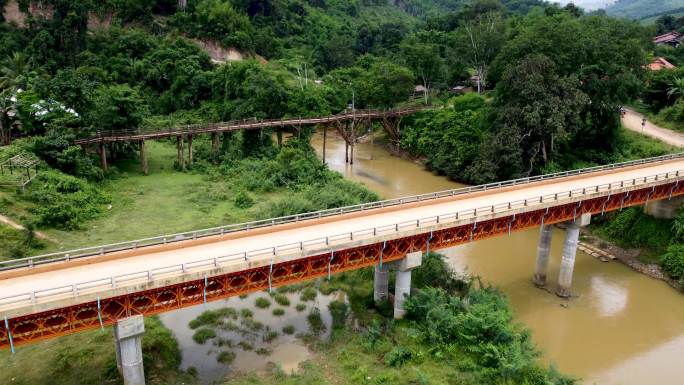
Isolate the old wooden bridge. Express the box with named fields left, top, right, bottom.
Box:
left=75, top=107, right=427, bottom=174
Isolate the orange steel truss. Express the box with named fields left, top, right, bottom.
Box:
left=2, top=181, right=683, bottom=349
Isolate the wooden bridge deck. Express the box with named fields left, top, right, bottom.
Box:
left=75, top=107, right=427, bottom=145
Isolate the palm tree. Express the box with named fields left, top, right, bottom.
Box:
left=667, top=77, right=684, bottom=101
left=0, top=89, right=17, bottom=145
left=0, top=52, right=31, bottom=91
left=0, top=53, right=39, bottom=145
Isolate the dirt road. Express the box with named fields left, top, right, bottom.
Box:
left=622, top=109, right=684, bottom=148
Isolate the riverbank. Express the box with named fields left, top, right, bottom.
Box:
left=581, top=229, right=682, bottom=291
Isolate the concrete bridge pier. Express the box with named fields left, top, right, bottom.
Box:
left=533, top=224, right=553, bottom=287
left=644, top=196, right=684, bottom=219
left=113, top=315, right=146, bottom=385
left=373, top=262, right=390, bottom=302
left=556, top=213, right=591, bottom=298
left=394, top=251, right=422, bottom=319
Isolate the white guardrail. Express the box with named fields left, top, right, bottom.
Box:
left=1, top=153, right=684, bottom=308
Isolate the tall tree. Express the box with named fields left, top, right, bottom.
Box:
left=401, top=35, right=445, bottom=105
left=475, top=55, right=588, bottom=179
left=454, top=10, right=506, bottom=93
left=0, top=53, right=44, bottom=144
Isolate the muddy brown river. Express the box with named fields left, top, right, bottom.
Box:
left=310, top=131, right=684, bottom=385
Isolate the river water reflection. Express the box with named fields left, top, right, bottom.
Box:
left=160, top=289, right=344, bottom=384
left=311, top=130, right=684, bottom=385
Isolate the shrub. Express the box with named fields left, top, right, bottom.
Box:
left=272, top=308, right=285, bottom=316
left=384, top=346, right=413, bottom=367
left=403, top=285, right=572, bottom=383
left=307, top=309, right=325, bottom=334
left=255, top=297, right=271, bottom=308
left=263, top=330, right=279, bottom=342
left=300, top=287, right=317, bottom=302
left=192, top=327, right=216, bottom=344
left=237, top=341, right=253, bottom=351
left=657, top=100, right=684, bottom=125
left=282, top=325, right=296, bottom=334
left=142, top=317, right=181, bottom=371
left=328, top=300, right=349, bottom=329
left=30, top=134, right=104, bottom=181
left=240, top=308, right=253, bottom=318
left=214, top=338, right=233, bottom=348
left=255, top=347, right=273, bottom=356
left=273, top=293, right=290, bottom=306
left=662, top=244, right=684, bottom=282
left=26, top=171, right=110, bottom=230
left=597, top=208, right=672, bottom=252
left=412, top=252, right=471, bottom=293
left=216, top=350, right=236, bottom=364
left=451, top=93, right=486, bottom=112
left=233, top=190, right=254, bottom=209
left=188, top=308, right=237, bottom=329
left=241, top=318, right=264, bottom=331
left=295, top=303, right=306, bottom=312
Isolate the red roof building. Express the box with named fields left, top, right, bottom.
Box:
left=654, top=31, right=684, bottom=47
left=648, top=57, right=676, bottom=71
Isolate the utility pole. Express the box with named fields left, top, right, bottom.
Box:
left=350, top=88, right=355, bottom=165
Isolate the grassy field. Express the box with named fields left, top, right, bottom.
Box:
left=0, top=141, right=289, bottom=254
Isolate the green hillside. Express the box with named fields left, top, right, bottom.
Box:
left=606, top=0, right=684, bottom=20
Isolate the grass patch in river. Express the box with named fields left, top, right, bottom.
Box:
left=255, top=297, right=271, bottom=308
left=192, top=328, right=217, bottom=344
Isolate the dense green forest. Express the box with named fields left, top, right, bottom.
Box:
left=0, top=1, right=680, bottom=385
left=0, top=0, right=670, bottom=253
left=0, top=0, right=654, bottom=182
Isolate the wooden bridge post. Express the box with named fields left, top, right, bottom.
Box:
left=99, top=142, right=108, bottom=171
left=187, top=134, right=193, bottom=165
left=349, top=119, right=356, bottom=165
left=345, top=141, right=349, bottom=164
left=322, top=125, right=327, bottom=165
left=350, top=141, right=354, bottom=165
left=222, top=132, right=231, bottom=154
left=211, top=132, right=219, bottom=164
left=277, top=130, right=283, bottom=148
left=369, top=120, right=374, bottom=161
left=139, top=140, right=148, bottom=176
left=177, top=135, right=185, bottom=170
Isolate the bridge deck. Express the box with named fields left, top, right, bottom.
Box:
left=2, top=157, right=684, bottom=319
left=74, top=107, right=424, bottom=145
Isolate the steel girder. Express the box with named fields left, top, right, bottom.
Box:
left=1, top=181, right=683, bottom=349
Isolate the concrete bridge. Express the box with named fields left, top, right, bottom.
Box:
left=2, top=153, right=684, bottom=384
left=75, top=107, right=425, bottom=173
